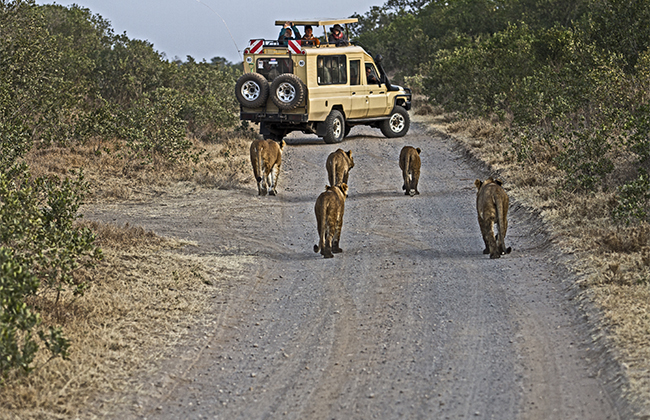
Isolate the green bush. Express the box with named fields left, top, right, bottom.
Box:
left=613, top=169, right=650, bottom=225
left=555, top=125, right=615, bottom=191
left=0, top=247, right=71, bottom=378
left=0, top=165, right=99, bottom=379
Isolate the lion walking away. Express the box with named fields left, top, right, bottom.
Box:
left=326, top=149, right=354, bottom=187
left=250, top=139, right=285, bottom=196
left=474, top=178, right=512, bottom=259
left=399, top=146, right=421, bottom=196
left=313, top=183, right=348, bottom=258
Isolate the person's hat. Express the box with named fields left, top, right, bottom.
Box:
left=331, top=24, right=343, bottom=32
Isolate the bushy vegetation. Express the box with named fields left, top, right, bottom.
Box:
left=0, top=0, right=240, bottom=379
left=352, top=0, right=650, bottom=222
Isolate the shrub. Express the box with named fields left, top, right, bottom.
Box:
left=0, top=247, right=70, bottom=378
left=613, top=169, right=650, bottom=225
left=1, top=157, right=100, bottom=379
left=555, top=125, right=615, bottom=192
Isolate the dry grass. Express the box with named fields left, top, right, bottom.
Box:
left=0, top=135, right=255, bottom=419
left=0, top=223, right=216, bottom=419
left=25, top=134, right=253, bottom=203
left=413, top=110, right=650, bottom=415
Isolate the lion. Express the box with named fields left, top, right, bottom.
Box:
left=326, top=149, right=354, bottom=187
left=313, top=183, right=349, bottom=258
left=475, top=178, right=512, bottom=259
left=399, top=146, right=421, bottom=196
left=250, top=139, right=285, bottom=196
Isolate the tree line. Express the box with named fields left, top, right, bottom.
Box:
left=352, top=0, right=650, bottom=222
left=0, top=0, right=240, bottom=380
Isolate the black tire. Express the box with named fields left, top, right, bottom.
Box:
left=270, top=74, right=305, bottom=110
left=235, top=73, right=269, bottom=108
left=322, top=110, right=345, bottom=144
left=344, top=125, right=352, bottom=138
left=380, top=106, right=410, bottom=138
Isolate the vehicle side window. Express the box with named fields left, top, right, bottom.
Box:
left=256, top=58, right=293, bottom=82
left=365, top=63, right=379, bottom=85
left=317, top=55, right=347, bottom=85
left=350, top=60, right=360, bottom=86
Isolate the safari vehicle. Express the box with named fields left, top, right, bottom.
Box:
left=235, top=18, right=412, bottom=144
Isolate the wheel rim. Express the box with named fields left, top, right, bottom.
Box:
left=241, top=80, right=260, bottom=101
left=276, top=82, right=296, bottom=103
left=332, top=116, right=342, bottom=138
left=389, top=113, right=405, bottom=132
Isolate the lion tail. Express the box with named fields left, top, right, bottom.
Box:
left=314, top=198, right=329, bottom=253
left=254, top=142, right=264, bottom=183
left=494, top=194, right=511, bottom=254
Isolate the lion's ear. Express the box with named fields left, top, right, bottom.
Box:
left=340, top=183, right=349, bottom=195
left=280, top=140, right=286, bottom=149
left=416, top=148, right=421, bottom=154
left=474, top=179, right=483, bottom=190
left=494, top=179, right=503, bottom=186
left=347, top=150, right=352, bottom=158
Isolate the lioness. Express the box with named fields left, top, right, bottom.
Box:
left=326, top=149, right=354, bottom=187
left=313, top=183, right=349, bottom=258
left=399, top=146, right=421, bottom=196
left=475, top=178, right=512, bottom=259
left=250, top=139, right=285, bottom=196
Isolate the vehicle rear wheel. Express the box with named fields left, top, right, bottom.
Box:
left=380, top=106, right=410, bottom=138
left=235, top=73, right=269, bottom=108
left=323, top=110, right=345, bottom=144
left=270, top=74, right=305, bottom=110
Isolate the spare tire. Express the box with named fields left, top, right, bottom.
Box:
left=270, top=74, right=305, bottom=110
left=235, top=73, right=269, bottom=108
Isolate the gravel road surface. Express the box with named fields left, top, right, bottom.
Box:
left=84, top=123, right=623, bottom=419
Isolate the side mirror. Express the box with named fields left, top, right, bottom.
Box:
left=374, top=54, right=383, bottom=64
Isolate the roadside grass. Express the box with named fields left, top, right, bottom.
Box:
left=0, top=134, right=254, bottom=419
left=25, top=133, right=254, bottom=203
left=414, top=111, right=650, bottom=413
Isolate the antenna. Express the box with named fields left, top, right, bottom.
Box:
left=194, top=0, right=242, bottom=61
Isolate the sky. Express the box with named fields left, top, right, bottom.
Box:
left=36, top=0, right=383, bottom=64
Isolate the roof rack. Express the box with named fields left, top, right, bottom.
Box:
left=274, top=18, right=358, bottom=26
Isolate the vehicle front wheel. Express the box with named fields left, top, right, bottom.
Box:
left=322, top=110, right=345, bottom=144
left=380, top=106, right=410, bottom=138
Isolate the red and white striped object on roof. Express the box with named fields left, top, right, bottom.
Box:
left=288, top=40, right=303, bottom=55
left=248, top=39, right=264, bottom=54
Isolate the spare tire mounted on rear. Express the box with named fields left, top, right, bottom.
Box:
left=235, top=73, right=269, bottom=108
left=270, top=74, right=305, bottom=110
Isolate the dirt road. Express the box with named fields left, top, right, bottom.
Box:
left=85, top=123, right=626, bottom=419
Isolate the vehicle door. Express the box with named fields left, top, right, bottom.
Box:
left=311, top=54, right=351, bottom=120
left=348, top=59, right=369, bottom=119
left=364, top=62, right=388, bottom=117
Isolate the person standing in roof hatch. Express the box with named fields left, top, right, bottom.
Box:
left=302, top=25, right=320, bottom=46
left=278, top=21, right=301, bottom=46
left=328, top=24, right=349, bottom=46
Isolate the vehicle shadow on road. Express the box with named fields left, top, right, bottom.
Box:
left=284, top=137, right=325, bottom=146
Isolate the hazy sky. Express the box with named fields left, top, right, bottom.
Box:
left=36, top=0, right=382, bottom=63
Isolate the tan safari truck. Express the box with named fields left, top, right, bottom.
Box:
left=235, top=18, right=412, bottom=144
